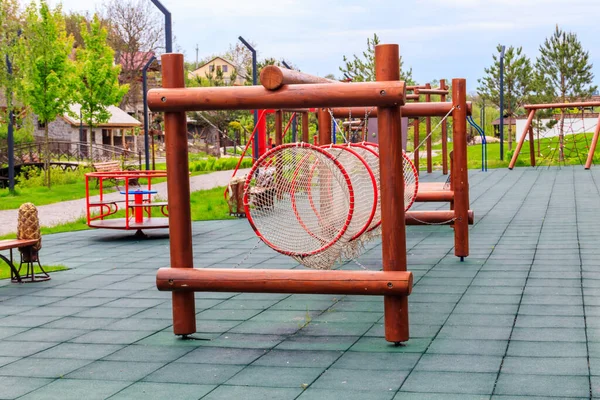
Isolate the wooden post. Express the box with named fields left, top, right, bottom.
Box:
left=452, top=79, right=469, bottom=260
left=318, top=108, right=332, bottom=145
left=161, top=54, right=196, bottom=335
left=275, top=110, right=283, bottom=146
left=426, top=83, right=432, bottom=173
left=413, top=102, right=420, bottom=175
left=301, top=112, right=309, bottom=143
left=375, top=44, right=409, bottom=343
left=509, top=109, right=535, bottom=169
left=528, top=125, right=536, bottom=167
left=440, top=79, right=448, bottom=175
left=585, top=113, right=600, bottom=169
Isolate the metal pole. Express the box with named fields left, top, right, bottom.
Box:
left=281, top=60, right=291, bottom=69
left=238, top=36, right=258, bottom=161
left=6, top=54, right=15, bottom=192
left=150, top=0, right=172, bottom=53
left=143, top=55, right=157, bottom=170
left=499, top=45, right=505, bottom=161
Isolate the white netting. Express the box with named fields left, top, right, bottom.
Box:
left=244, top=143, right=355, bottom=269
left=244, top=142, right=418, bottom=270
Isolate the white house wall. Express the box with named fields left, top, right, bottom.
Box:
left=516, top=116, right=599, bottom=140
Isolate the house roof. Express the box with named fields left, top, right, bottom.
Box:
left=189, top=56, right=247, bottom=79
left=63, top=104, right=142, bottom=128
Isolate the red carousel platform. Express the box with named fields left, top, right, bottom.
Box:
left=85, top=170, right=169, bottom=236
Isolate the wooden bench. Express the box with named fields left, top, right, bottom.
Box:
left=0, top=239, right=40, bottom=283
left=92, top=161, right=121, bottom=173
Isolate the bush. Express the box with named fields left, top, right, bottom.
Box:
left=16, top=165, right=90, bottom=188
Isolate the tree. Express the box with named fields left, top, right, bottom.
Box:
left=20, top=1, right=75, bottom=188
left=477, top=45, right=534, bottom=150
left=101, top=0, right=164, bottom=115
left=339, top=33, right=413, bottom=84
left=0, top=0, right=24, bottom=153
left=75, top=15, right=128, bottom=159
left=536, top=25, right=597, bottom=161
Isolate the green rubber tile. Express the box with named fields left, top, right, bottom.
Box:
left=270, top=299, right=338, bottom=312
left=312, top=368, right=408, bottom=391
left=103, top=318, right=171, bottom=332
left=452, top=303, right=518, bottom=315
left=202, top=385, right=302, bottom=400
left=225, top=365, right=324, bottom=388
left=253, top=349, right=342, bottom=368
left=0, top=341, right=57, bottom=357
left=511, top=327, right=587, bottom=342
left=276, top=335, right=358, bottom=351
left=143, top=362, right=244, bottom=385
left=349, top=337, right=431, bottom=353
left=437, top=326, right=512, bottom=341
left=426, top=339, right=507, bottom=356
left=19, top=378, right=130, bottom=400
left=74, top=306, right=146, bottom=319
left=25, top=306, right=87, bottom=317
left=502, top=356, right=588, bottom=375
left=49, top=297, right=112, bottom=307
left=395, top=394, right=489, bottom=400
left=312, top=311, right=383, bottom=324
left=8, top=328, right=87, bottom=343
left=0, top=357, right=91, bottom=378
left=211, top=299, right=281, bottom=310
left=228, top=321, right=301, bottom=335
left=514, top=315, right=585, bottom=328
left=299, top=322, right=373, bottom=337
left=196, top=309, right=262, bottom=321
left=299, top=388, right=395, bottom=400
left=518, top=304, right=584, bottom=316
left=175, top=347, right=266, bottom=365
left=331, top=352, right=420, bottom=371
left=400, top=371, right=496, bottom=395
left=494, top=373, right=590, bottom=397
left=0, top=376, right=52, bottom=399
left=459, top=294, right=521, bottom=305
left=66, top=360, right=165, bottom=381
left=415, top=354, right=502, bottom=373
left=200, top=333, right=284, bottom=349
left=42, top=317, right=118, bottom=330
left=31, top=343, right=123, bottom=360
left=408, top=313, right=449, bottom=325
left=331, top=300, right=384, bottom=312
left=136, top=332, right=219, bottom=347
left=0, top=315, right=62, bottom=328
left=507, top=341, right=588, bottom=358
left=365, top=324, right=440, bottom=339
left=0, top=356, right=19, bottom=368
left=104, top=344, right=194, bottom=362
left=250, top=310, right=320, bottom=323
left=69, top=330, right=154, bottom=344
left=0, top=326, right=29, bottom=340
left=445, top=314, right=514, bottom=327
left=108, top=382, right=215, bottom=400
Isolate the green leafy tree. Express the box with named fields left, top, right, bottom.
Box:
left=339, top=33, right=413, bottom=84
left=20, top=1, right=75, bottom=187
left=75, top=15, right=128, bottom=159
left=536, top=25, right=597, bottom=161
left=477, top=45, right=534, bottom=150
left=0, top=0, right=25, bottom=158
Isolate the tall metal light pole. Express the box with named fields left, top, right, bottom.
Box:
left=238, top=36, right=258, bottom=160
left=6, top=54, right=15, bottom=192
left=143, top=55, right=157, bottom=170
left=499, top=45, right=505, bottom=160
left=281, top=60, right=291, bottom=69
left=150, top=0, right=172, bottom=53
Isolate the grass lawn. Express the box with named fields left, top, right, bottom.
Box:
left=425, top=132, right=597, bottom=170
left=0, top=261, right=68, bottom=280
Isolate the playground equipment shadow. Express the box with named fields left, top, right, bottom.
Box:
left=0, top=166, right=598, bottom=399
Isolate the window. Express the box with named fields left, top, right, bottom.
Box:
left=216, top=65, right=222, bottom=73
left=37, top=120, right=46, bottom=129
left=209, top=65, right=214, bottom=72
left=222, top=65, right=228, bottom=73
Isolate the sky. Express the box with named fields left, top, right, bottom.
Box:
left=49, top=0, right=600, bottom=94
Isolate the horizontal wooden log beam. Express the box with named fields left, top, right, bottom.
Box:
left=415, top=190, right=455, bottom=202
left=405, top=210, right=474, bottom=225
left=406, top=94, right=420, bottom=100
left=415, top=88, right=449, bottom=96
left=524, top=101, right=600, bottom=109
left=260, top=65, right=338, bottom=90
left=148, top=81, right=406, bottom=112
left=330, top=102, right=472, bottom=118
left=157, top=268, right=413, bottom=296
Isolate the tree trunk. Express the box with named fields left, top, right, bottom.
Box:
left=45, top=123, right=51, bottom=188
left=216, top=131, right=222, bottom=159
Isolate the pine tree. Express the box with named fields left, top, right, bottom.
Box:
left=536, top=25, right=597, bottom=161
left=75, top=15, right=128, bottom=159
left=477, top=45, right=534, bottom=151
left=20, top=1, right=75, bottom=188
left=339, top=33, right=413, bottom=84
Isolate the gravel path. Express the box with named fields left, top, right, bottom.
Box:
left=0, top=168, right=250, bottom=236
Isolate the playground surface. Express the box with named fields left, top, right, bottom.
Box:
left=0, top=166, right=598, bottom=399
